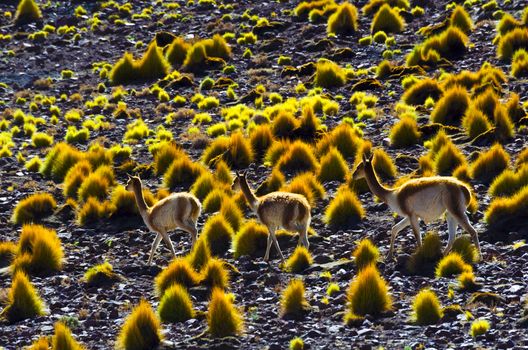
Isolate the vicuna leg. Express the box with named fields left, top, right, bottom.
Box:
left=409, top=215, right=422, bottom=248
left=159, top=230, right=177, bottom=259
left=444, top=214, right=458, bottom=255
left=387, top=217, right=410, bottom=259
left=455, top=212, right=481, bottom=258
left=296, top=224, right=310, bottom=250
left=180, top=219, right=198, bottom=247
left=264, top=226, right=275, bottom=262
left=147, top=233, right=162, bottom=265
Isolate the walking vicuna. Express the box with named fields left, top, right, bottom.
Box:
left=352, top=153, right=481, bottom=259
left=232, top=171, right=311, bottom=263
left=126, top=174, right=201, bottom=265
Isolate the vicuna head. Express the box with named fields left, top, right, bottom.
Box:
left=352, top=153, right=374, bottom=180
left=231, top=170, right=247, bottom=191
left=125, top=174, right=142, bottom=191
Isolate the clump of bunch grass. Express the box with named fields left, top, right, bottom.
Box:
left=0, top=241, right=17, bottom=267
left=14, top=0, right=42, bottom=25
left=163, top=156, right=204, bottom=189
left=450, top=5, right=473, bottom=33
left=280, top=278, right=310, bottom=318
left=451, top=236, right=479, bottom=264
left=489, top=165, right=528, bottom=198
left=470, top=144, right=510, bottom=183
left=166, top=37, right=190, bottom=66
left=186, top=237, right=211, bottom=271
left=277, top=141, right=319, bottom=175
left=203, top=189, right=227, bottom=213
left=12, top=192, right=56, bottom=224
left=202, top=214, right=235, bottom=256
left=110, top=185, right=155, bottom=216
left=314, top=59, right=346, bottom=88
left=498, top=28, right=528, bottom=61
left=202, top=132, right=254, bottom=169
left=207, top=288, right=244, bottom=337
left=470, top=319, right=490, bottom=337
left=155, top=258, right=201, bottom=296
left=485, top=185, right=528, bottom=226
left=83, top=261, right=121, bottom=287
left=344, top=265, right=392, bottom=322
left=289, top=337, right=305, bottom=350
left=402, top=78, right=442, bottom=106
left=371, top=4, right=404, bottom=33
left=389, top=115, right=421, bottom=147
left=76, top=197, right=113, bottom=226
left=493, top=105, right=515, bottom=141
left=362, top=0, right=409, bottom=16
left=435, top=252, right=472, bottom=278
left=219, top=197, right=243, bottom=232
left=318, top=147, right=348, bottom=182
left=512, top=49, right=528, bottom=78
left=272, top=110, right=298, bottom=139
left=158, top=284, right=195, bottom=323
left=40, top=142, right=83, bottom=182
left=233, top=220, right=268, bottom=258
left=153, top=142, right=184, bottom=175
left=430, top=86, right=469, bottom=126
left=256, top=168, right=285, bottom=196
left=52, top=321, right=85, bottom=350
left=352, top=239, right=379, bottom=270
left=458, top=271, right=481, bottom=291
left=372, top=148, right=397, bottom=180
left=117, top=300, right=162, bottom=350
left=63, top=160, right=92, bottom=198
left=407, top=27, right=469, bottom=66
left=316, top=123, right=363, bottom=160
left=11, top=224, right=63, bottom=275
left=325, top=187, right=365, bottom=229
left=28, top=337, right=49, bottom=350
left=462, top=108, right=492, bottom=140
left=191, top=172, right=216, bottom=201
left=250, top=124, right=274, bottom=160
left=201, top=258, right=230, bottom=289
left=327, top=2, right=358, bottom=35
left=77, top=172, right=110, bottom=202
left=406, top=232, right=443, bottom=274
left=285, top=246, right=313, bottom=273
left=284, top=172, right=326, bottom=206
left=411, top=288, right=443, bottom=325
left=0, top=271, right=45, bottom=323
left=434, top=142, right=467, bottom=176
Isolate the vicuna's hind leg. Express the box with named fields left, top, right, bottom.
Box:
left=147, top=233, right=162, bottom=265
left=387, top=217, right=410, bottom=259
left=180, top=219, right=198, bottom=247
left=444, top=214, right=458, bottom=255
left=264, top=226, right=285, bottom=263
left=409, top=215, right=422, bottom=248
left=295, top=223, right=310, bottom=250
left=454, top=212, right=481, bottom=259
left=446, top=191, right=481, bottom=259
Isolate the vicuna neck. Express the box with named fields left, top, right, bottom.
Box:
left=131, top=182, right=149, bottom=215
left=364, top=163, right=393, bottom=203
left=239, top=177, right=259, bottom=211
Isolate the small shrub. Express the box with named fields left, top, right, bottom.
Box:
left=1, top=271, right=45, bottom=323
left=207, top=288, right=244, bottom=337
left=314, top=59, right=346, bottom=88
left=278, top=141, right=319, bottom=175
left=434, top=143, right=467, bottom=176
left=83, top=261, right=121, bottom=287
left=117, top=300, right=162, bottom=350
left=290, top=337, right=305, bottom=350
left=166, top=37, right=190, bottom=66
left=280, top=278, right=310, bottom=318
left=389, top=116, right=421, bottom=147
left=155, top=258, right=200, bottom=296
left=163, top=157, right=204, bottom=189
left=316, top=123, right=363, bottom=160
left=52, top=322, right=85, bottom=350
left=470, top=144, right=510, bottom=183
left=450, top=5, right=473, bottom=33
left=158, top=284, right=195, bottom=323
left=63, top=160, right=92, bottom=198
left=200, top=258, right=230, bottom=289
left=318, top=147, right=348, bottom=182
left=298, top=104, right=321, bottom=139
left=430, top=86, right=470, bottom=126
left=137, top=42, right=171, bottom=80
left=233, top=220, right=269, bottom=258
left=458, top=271, right=481, bottom=291
left=498, top=28, right=528, bottom=61
left=462, top=108, right=492, bottom=139
left=203, top=189, right=227, bottom=213
left=435, top=252, right=472, bottom=278
left=485, top=185, right=528, bottom=225
left=77, top=172, right=110, bottom=202
left=411, top=289, right=443, bottom=325
left=489, top=165, right=528, bottom=197
left=406, top=232, right=443, bottom=274
left=402, top=79, right=442, bottom=106
left=25, top=157, right=42, bottom=172
left=12, top=192, right=56, bottom=224
left=0, top=241, right=17, bottom=267
left=272, top=110, right=298, bottom=138
left=40, top=142, right=83, bottom=182
left=76, top=198, right=113, bottom=226
left=153, top=142, right=184, bottom=175
left=202, top=132, right=253, bottom=169
left=344, top=265, right=392, bottom=320
left=470, top=319, right=490, bottom=337
left=202, top=214, right=235, bottom=256
left=191, top=172, right=216, bottom=201
left=325, top=187, right=365, bottom=229
left=250, top=124, right=274, bottom=160
left=372, top=148, right=397, bottom=180
left=494, top=105, right=515, bottom=141
left=187, top=237, right=211, bottom=271
left=371, top=4, right=404, bottom=33
left=327, top=2, right=358, bottom=35
left=512, top=49, right=528, bottom=78
left=31, top=132, right=53, bottom=148
left=285, top=246, right=313, bottom=273
left=352, top=239, right=379, bottom=270
left=14, top=0, right=42, bottom=25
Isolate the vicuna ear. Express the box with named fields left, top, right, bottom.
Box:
left=242, top=170, right=247, bottom=177
left=235, top=171, right=240, bottom=177
left=368, top=152, right=374, bottom=162
left=362, top=153, right=368, bottom=163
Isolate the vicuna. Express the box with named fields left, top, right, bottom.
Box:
left=232, top=171, right=311, bottom=263
left=352, top=153, right=481, bottom=259
left=126, top=174, right=201, bottom=265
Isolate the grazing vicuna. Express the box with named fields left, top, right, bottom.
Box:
left=232, top=171, right=311, bottom=263
left=352, top=153, right=481, bottom=259
left=126, top=174, right=201, bottom=265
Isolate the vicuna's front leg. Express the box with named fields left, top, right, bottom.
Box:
left=444, top=214, right=458, bottom=255
left=147, top=233, right=162, bottom=265
left=297, top=224, right=310, bottom=250
left=159, top=230, right=177, bottom=259
left=388, top=217, right=410, bottom=259
left=409, top=215, right=422, bottom=248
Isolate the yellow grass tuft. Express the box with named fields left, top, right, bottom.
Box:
left=352, top=239, right=379, bottom=270
left=371, top=4, right=404, bottom=33
left=158, top=284, right=195, bottom=323
left=1, top=271, right=45, bottom=323
left=117, top=300, right=162, bottom=350
left=285, top=246, right=313, bottom=273
left=12, top=192, right=56, bottom=224
left=435, top=252, right=472, bottom=278
left=233, top=220, right=269, bottom=258
left=485, top=185, right=528, bottom=226
left=280, top=278, right=310, bottom=318
left=83, top=261, right=121, bottom=287
left=202, top=214, right=235, bottom=256
left=200, top=258, right=230, bottom=289
left=327, top=2, right=358, bottom=35
left=314, top=59, right=346, bottom=88
left=325, top=187, right=365, bottom=229
left=52, top=322, right=85, bottom=350
left=411, top=288, right=443, bottom=325
left=14, top=0, right=42, bottom=25
left=207, top=288, right=244, bottom=337
left=155, top=258, right=201, bottom=296
left=470, top=143, right=510, bottom=183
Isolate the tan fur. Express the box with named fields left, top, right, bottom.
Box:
left=232, top=172, right=311, bottom=263
left=126, top=175, right=201, bottom=265
left=353, top=153, right=481, bottom=259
